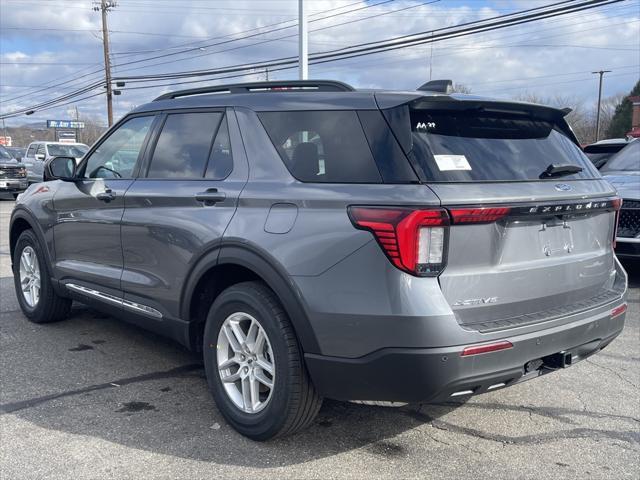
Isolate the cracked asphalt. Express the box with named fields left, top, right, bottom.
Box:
left=0, top=199, right=638, bottom=479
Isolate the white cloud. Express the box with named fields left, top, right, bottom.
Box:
left=0, top=0, right=638, bottom=126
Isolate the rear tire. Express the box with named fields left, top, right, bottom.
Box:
left=13, top=229, right=71, bottom=323
left=203, top=281, right=322, bottom=440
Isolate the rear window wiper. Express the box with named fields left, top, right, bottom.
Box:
left=539, top=164, right=583, bottom=179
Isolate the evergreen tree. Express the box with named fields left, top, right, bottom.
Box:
left=606, top=80, right=640, bottom=138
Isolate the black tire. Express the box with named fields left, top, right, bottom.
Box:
left=203, top=281, right=322, bottom=440
left=13, top=229, right=72, bottom=323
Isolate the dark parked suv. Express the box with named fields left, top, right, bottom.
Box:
left=10, top=80, right=628, bottom=440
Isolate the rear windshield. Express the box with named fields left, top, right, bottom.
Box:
left=409, top=109, right=597, bottom=182
left=600, top=141, right=639, bottom=173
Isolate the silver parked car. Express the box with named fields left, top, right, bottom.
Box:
left=22, top=141, right=88, bottom=183
left=10, top=80, right=628, bottom=440
left=601, top=139, right=640, bottom=258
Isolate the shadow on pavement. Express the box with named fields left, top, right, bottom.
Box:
left=1, top=259, right=638, bottom=467
left=0, top=299, right=468, bottom=466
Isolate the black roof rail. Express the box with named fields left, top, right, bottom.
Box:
left=154, top=80, right=355, bottom=101
left=417, top=79, right=453, bottom=94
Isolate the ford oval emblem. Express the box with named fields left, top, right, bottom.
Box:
left=555, top=183, right=572, bottom=191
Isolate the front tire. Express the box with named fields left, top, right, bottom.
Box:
left=203, top=281, right=322, bottom=440
left=13, top=229, right=71, bottom=323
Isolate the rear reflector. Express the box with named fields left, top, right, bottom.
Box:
left=449, top=207, right=511, bottom=224
left=461, top=340, right=513, bottom=357
left=611, top=304, right=627, bottom=319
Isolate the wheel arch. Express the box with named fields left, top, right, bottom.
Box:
left=181, top=242, right=321, bottom=355
left=9, top=209, right=53, bottom=270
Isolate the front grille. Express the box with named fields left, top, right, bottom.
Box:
left=618, top=200, right=640, bottom=238
left=0, top=168, right=25, bottom=179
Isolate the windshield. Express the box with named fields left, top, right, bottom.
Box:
left=47, top=144, right=88, bottom=157
left=408, top=109, right=598, bottom=182
left=601, top=141, right=640, bottom=173
left=0, top=146, right=12, bottom=160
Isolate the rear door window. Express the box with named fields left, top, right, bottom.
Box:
left=258, top=110, right=382, bottom=183
left=147, top=112, right=223, bottom=179
left=408, top=109, right=598, bottom=182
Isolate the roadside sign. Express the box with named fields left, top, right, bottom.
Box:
left=57, top=131, right=77, bottom=143
left=47, top=120, right=85, bottom=129
left=0, top=136, right=11, bottom=146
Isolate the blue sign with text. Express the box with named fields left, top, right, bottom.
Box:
left=47, top=120, right=85, bottom=129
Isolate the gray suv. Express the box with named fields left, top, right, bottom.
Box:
left=9, top=80, right=628, bottom=440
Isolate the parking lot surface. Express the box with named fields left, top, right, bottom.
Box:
left=0, top=199, right=638, bottom=479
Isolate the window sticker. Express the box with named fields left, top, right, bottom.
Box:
left=434, top=154, right=472, bottom=171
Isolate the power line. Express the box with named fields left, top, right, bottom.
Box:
left=115, top=0, right=625, bottom=83
left=0, top=0, right=629, bottom=119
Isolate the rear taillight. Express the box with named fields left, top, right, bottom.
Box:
left=449, top=207, right=511, bottom=224
left=348, top=206, right=449, bottom=276
left=612, top=197, right=622, bottom=248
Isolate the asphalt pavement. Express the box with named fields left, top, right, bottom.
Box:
left=0, top=198, right=638, bottom=480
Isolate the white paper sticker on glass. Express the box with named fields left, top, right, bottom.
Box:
left=433, top=154, right=472, bottom=171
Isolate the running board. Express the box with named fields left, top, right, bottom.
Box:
left=65, top=283, right=163, bottom=319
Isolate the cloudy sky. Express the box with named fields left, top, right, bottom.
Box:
left=1, top=0, right=638, bottom=126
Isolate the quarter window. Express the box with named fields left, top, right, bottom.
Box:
left=258, top=111, right=382, bottom=183
left=83, top=116, right=154, bottom=179
left=147, top=112, right=224, bottom=179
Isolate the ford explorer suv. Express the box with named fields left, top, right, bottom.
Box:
left=10, top=80, right=628, bottom=440
left=23, top=141, right=88, bottom=184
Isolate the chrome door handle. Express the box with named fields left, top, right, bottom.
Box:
left=195, top=188, right=226, bottom=205
left=96, top=188, right=116, bottom=203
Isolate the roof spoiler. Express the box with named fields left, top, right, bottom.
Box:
left=417, top=79, right=453, bottom=94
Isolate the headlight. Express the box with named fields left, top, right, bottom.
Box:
left=19, top=168, right=27, bottom=177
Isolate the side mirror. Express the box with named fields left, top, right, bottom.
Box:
left=35, top=153, right=45, bottom=161
left=44, top=156, right=77, bottom=182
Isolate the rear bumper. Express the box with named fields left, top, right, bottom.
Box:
left=305, top=304, right=626, bottom=403
left=615, top=237, right=640, bottom=258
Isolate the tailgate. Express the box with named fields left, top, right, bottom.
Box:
left=430, top=180, right=622, bottom=332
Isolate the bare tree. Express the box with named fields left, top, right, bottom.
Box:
left=451, top=83, right=472, bottom=94
left=510, top=92, right=620, bottom=145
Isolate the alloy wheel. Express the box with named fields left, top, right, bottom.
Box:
left=19, top=246, right=40, bottom=308
left=216, top=312, right=275, bottom=413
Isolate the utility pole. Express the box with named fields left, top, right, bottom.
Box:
left=1, top=118, right=8, bottom=146
left=75, top=106, right=80, bottom=143
left=298, top=0, right=308, bottom=80
left=428, top=31, right=434, bottom=81
left=592, top=70, right=611, bottom=142
left=94, top=0, right=116, bottom=127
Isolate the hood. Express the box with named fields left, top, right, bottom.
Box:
left=603, top=173, right=640, bottom=200
left=0, top=161, right=24, bottom=168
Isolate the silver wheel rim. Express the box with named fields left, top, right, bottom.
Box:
left=19, top=246, right=40, bottom=308
left=216, top=312, right=275, bottom=414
